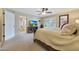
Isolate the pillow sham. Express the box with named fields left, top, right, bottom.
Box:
left=61, top=23, right=77, bottom=35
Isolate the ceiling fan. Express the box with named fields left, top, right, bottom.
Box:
left=36, top=8, right=52, bottom=15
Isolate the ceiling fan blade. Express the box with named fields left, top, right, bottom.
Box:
left=38, top=13, right=42, bottom=15
left=46, top=12, right=52, bottom=13
left=36, top=11, right=42, bottom=12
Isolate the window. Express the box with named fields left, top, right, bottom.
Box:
left=44, top=20, right=56, bottom=29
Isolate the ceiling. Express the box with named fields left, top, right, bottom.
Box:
left=8, top=8, right=77, bottom=18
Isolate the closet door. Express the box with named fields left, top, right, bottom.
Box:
left=5, top=10, right=15, bottom=40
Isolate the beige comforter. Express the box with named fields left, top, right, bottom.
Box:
left=35, top=28, right=79, bottom=51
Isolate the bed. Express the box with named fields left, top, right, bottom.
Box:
left=34, top=28, right=79, bottom=51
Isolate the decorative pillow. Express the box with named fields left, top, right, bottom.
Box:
left=61, top=23, right=77, bottom=35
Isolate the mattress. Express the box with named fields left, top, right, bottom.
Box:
left=35, top=28, right=79, bottom=51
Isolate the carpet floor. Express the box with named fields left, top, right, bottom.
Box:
left=1, top=33, right=46, bottom=51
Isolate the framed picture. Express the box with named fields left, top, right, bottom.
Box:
left=59, top=14, right=69, bottom=28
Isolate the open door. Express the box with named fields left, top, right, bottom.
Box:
left=5, top=10, right=15, bottom=40
left=0, top=9, right=4, bottom=47
left=0, top=9, right=15, bottom=48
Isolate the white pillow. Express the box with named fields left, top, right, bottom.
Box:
left=61, top=23, right=77, bottom=35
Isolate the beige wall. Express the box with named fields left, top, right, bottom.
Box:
left=40, top=9, right=79, bottom=27
left=57, top=9, right=79, bottom=26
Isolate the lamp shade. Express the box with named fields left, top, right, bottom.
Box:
left=75, top=19, right=79, bottom=24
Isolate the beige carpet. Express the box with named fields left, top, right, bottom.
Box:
left=1, top=33, right=46, bottom=51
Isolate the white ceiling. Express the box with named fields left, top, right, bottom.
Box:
left=8, top=8, right=77, bottom=18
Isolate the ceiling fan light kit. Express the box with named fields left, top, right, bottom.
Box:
left=36, top=8, right=52, bottom=15
left=41, top=11, right=46, bottom=15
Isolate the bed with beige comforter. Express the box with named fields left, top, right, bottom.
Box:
left=35, top=28, right=79, bottom=51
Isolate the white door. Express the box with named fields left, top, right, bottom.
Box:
left=5, top=10, right=15, bottom=40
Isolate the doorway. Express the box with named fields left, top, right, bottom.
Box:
left=5, top=10, right=15, bottom=40
left=19, top=16, right=27, bottom=33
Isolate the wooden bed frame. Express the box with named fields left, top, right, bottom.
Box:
left=34, top=39, right=60, bottom=51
